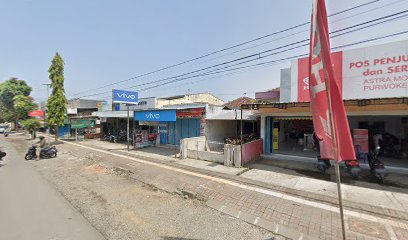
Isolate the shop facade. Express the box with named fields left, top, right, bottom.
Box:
left=134, top=105, right=208, bottom=146
left=254, top=39, right=408, bottom=167
left=257, top=98, right=408, bottom=167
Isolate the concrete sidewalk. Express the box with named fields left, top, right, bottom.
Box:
left=76, top=139, right=247, bottom=176
left=78, top=139, right=408, bottom=220
left=57, top=138, right=408, bottom=240
left=242, top=163, right=408, bottom=218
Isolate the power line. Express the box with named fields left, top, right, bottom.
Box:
left=74, top=11, right=408, bottom=99
left=130, top=30, right=408, bottom=93
left=68, top=0, right=381, bottom=97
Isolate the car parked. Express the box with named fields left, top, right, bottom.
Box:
left=0, top=125, right=9, bottom=133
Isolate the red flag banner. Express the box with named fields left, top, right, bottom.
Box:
left=309, top=0, right=356, bottom=162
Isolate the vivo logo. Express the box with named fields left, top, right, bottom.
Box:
left=145, top=113, right=160, bottom=119
left=117, top=93, right=137, bottom=99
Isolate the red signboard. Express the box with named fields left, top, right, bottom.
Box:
left=298, top=51, right=343, bottom=102
left=353, top=129, right=369, bottom=153
left=176, top=108, right=204, bottom=118
left=28, top=110, right=44, bottom=117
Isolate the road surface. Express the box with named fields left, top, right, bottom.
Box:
left=0, top=137, right=105, bottom=240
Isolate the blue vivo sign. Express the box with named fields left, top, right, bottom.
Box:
left=134, top=110, right=176, bottom=122
left=113, top=89, right=138, bottom=104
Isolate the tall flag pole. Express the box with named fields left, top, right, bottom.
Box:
left=308, top=0, right=357, bottom=239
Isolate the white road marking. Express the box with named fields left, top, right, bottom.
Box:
left=63, top=141, right=408, bottom=230
left=385, top=224, right=399, bottom=240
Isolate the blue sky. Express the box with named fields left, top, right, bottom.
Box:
left=1, top=0, right=407, bottom=102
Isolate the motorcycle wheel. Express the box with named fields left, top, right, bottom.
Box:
left=25, top=154, right=33, bottom=160
left=317, top=164, right=327, bottom=173
left=51, top=152, right=57, bottom=158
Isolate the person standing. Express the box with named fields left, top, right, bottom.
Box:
left=35, top=136, right=47, bottom=161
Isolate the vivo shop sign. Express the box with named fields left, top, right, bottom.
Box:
left=134, top=110, right=176, bottom=122
left=113, top=89, right=138, bottom=104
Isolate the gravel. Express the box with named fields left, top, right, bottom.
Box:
left=9, top=136, right=286, bottom=240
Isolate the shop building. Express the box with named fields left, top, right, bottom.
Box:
left=257, top=39, right=408, bottom=167
left=133, top=103, right=221, bottom=146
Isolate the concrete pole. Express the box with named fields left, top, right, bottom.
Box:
left=127, top=105, right=130, bottom=151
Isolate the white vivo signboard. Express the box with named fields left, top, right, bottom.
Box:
left=343, top=40, right=408, bottom=100
left=288, top=40, right=408, bottom=102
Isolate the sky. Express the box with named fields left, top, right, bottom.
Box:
left=1, top=0, right=408, bottom=103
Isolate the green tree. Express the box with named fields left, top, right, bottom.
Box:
left=0, top=77, right=32, bottom=124
left=22, top=118, right=41, bottom=139
left=13, top=95, right=37, bottom=122
left=46, top=53, right=67, bottom=141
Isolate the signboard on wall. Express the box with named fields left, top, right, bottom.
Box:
left=176, top=108, right=204, bottom=118
left=112, top=89, right=139, bottom=104
left=342, top=40, right=408, bottom=100
left=297, top=52, right=343, bottom=102
left=71, top=119, right=95, bottom=129
left=290, top=40, right=408, bottom=102
left=134, top=110, right=176, bottom=122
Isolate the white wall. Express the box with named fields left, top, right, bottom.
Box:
left=205, top=120, right=237, bottom=143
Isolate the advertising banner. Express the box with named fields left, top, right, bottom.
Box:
left=112, top=89, right=139, bottom=104
left=353, top=129, right=369, bottom=153
left=297, top=51, right=343, bottom=102
left=343, top=40, right=408, bottom=99
left=134, top=110, right=176, bottom=122
left=28, top=110, right=44, bottom=117
left=71, top=119, right=95, bottom=129
left=292, top=40, right=408, bottom=102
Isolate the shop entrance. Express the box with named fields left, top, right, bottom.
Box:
left=266, top=117, right=317, bottom=158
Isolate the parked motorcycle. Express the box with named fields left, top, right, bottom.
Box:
left=0, top=148, right=6, bottom=160
left=25, top=145, right=58, bottom=160
left=367, top=149, right=386, bottom=183
left=344, top=160, right=361, bottom=179
left=316, top=156, right=331, bottom=173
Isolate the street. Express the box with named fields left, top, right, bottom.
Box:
left=2, top=134, right=408, bottom=239
left=0, top=136, right=105, bottom=240
left=0, top=134, right=280, bottom=240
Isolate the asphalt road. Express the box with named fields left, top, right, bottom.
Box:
left=0, top=137, right=105, bottom=240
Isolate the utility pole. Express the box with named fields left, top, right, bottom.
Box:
left=43, top=83, right=51, bottom=143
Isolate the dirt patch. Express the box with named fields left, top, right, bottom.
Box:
left=85, top=164, right=109, bottom=174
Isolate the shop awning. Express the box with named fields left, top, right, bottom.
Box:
left=274, top=117, right=312, bottom=120
left=92, top=111, right=132, bottom=118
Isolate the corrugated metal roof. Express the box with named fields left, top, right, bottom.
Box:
left=161, top=103, right=207, bottom=110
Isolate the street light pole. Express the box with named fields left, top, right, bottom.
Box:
left=42, top=83, right=51, bottom=143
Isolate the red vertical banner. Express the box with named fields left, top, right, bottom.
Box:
left=309, top=0, right=356, bottom=162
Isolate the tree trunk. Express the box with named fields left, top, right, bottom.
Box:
left=54, top=125, right=59, bottom=142
left=15, top=116, right=19, bottom=132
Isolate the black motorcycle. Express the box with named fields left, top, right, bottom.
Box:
left=25, top=145, right=58, bottom=160
left=316, top=156, right=331, bottom=173
left=367, top=150, right=386, bottom=183
left=0, top=150, right=6, bottom=160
